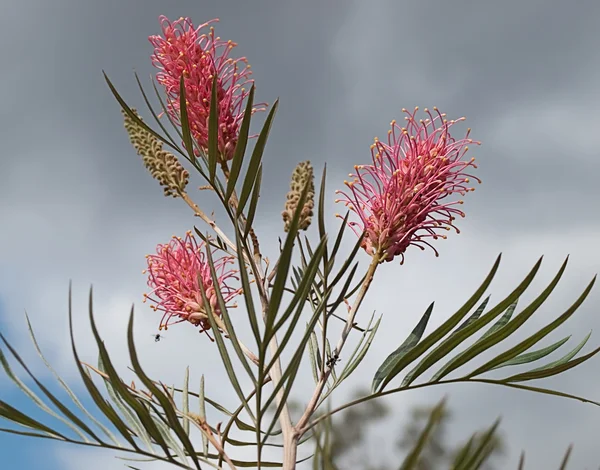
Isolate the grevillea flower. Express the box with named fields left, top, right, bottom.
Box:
left=335, top=107, right=481, bottom=264
left=143, top=231, right=241, bottom=334
left=149, top=16, right=265, bottom=162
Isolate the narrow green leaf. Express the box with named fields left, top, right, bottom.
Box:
left=226, top=85, right=255, bottom=202
left=178, top=76, right=199, bottom=165
left=490, top=336, right=570, bottom=370
left=243, top=164, right=262, bottom=239
left=207, top=76, right=219, bottom=181
left=338, top=315, right=382, bottom=384
left=475, top=299, right=518, bottom=343
left=405, top=256, right=546, bottom=386
left=455, top=296, right=490, bottom=333
left=24, top=313, right=120, bottom=446
left=199, top=376, right=208, bottom=457
left=264, top=177, right=313, bottom=340
left=467, top=274, right=594, bottom=377
left=558, top=445, right=573, bottom=470
left=97, top=355, right=153, bottom=452
left=233, top=229, right=261, bottom=346
left=372, top=302, right=434, bottom=393
left=460, top=420, right=501, bottom=469
left=182, top=367, right=190, bottom=436
left=504, top=344, right=600, bottom=382
left=197, top=273, right=256, bottom=425
left=377, top=255, right=505, bottom=391
left=204, top=245, right=256, bottom=385
left=0, top=400, right=65, bottom=439
left=529, top=330, right=592, bottom=373
left=237, top=99, right=279, bottom=215
left=308, top=331, right=320, bottom=384
left=398, top=399, right=447, bottom=470
left=0, top=337, right=94, bottom=443
left=317, top=165, right=329, bottom=272
left=133, top=72, right=183, bottom=153
left=67, top=286, right=139, bottom=449
left=125, top=310, right=201, bottom=468
left=103, top=72, right=175, bottom=151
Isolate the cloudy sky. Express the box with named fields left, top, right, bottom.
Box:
left=2, top=0, right=600, bottom=468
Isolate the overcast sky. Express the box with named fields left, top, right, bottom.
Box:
left=2, top=0, right=600, bottom=469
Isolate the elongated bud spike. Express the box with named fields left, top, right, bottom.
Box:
left=282, top=161, right=315, bottom=232
left=122, top=109, right=189, bottom=197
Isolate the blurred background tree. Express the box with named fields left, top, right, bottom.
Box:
left=306, top=388, right=506, bottom=470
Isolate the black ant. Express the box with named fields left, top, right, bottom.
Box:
left=326, top=352, right=340, bottom=368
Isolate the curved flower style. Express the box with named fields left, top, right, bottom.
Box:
left=143, top=231, right=240, bottom=334
left=149, top=16, right=264, bottom=162
left=335, top=107, right=481, bottom=264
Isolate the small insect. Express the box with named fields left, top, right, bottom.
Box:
left=152, top=334, right=164, bottom=342
left=326, top=352, right=340, bottom=368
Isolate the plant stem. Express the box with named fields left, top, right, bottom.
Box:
left=295, top=256, right=380, bottom=434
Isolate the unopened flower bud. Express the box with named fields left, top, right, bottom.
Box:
left=122, top=108, right=189, bottom=197
left=282, top=161, right=315, bottom=232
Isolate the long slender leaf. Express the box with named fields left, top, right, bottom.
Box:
left=125, top=310, right=201, bottom=468
left=378, top=254, right=505, bottom=391
left=490, top=336, right=570, bottom=370
left=178, top=76, right=199, bottom=165
left=237, top=99, right=279, bottom=215
left=475, top=299, right=518, bottom=343
left=226, top=85, right=255, bottom=202
left=207, top=76, right=219, bottom=182
left=466, top=274, right=594, bottom=377
left=405, top=256, right=547, bottom=386
left=372, top=302, right=434, bottom=393
left=528, top=331, right=592, bottom=373
left=244, top=164, right=262, bottom=239
left=24, top=313, right=120, bottom=446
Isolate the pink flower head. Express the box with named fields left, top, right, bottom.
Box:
left=143, top=231, right=241, bottom=334
left=335, top=107, right=481, bottom=264
left=149, top=16, right=265, bottom=161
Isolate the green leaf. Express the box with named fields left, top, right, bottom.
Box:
left=199, top=376, right=208, bottom=457
left=204, top=244, right=257, bottom=386
left=0, top=335, right=95, bottom=443
left=23, top=313, right=120, bottom=446
left=558, top=445, right=573, bottom=470
left=317, top=165, right=329, bottom=273
left=308, top=330, right=321, bottom=384
left=455, top=296, right=490, bottom=333
left=372, top=302, right=434, bottom=393
left=529, top=330, right=592, bottom=373
left=475, top=299, right=518, bottom=343
left=264, top=177, right=313, bottom=341
left=0, top=400, right=65, bottom=439
left=243, top=164, right=262, bottom=239
left=377, top=254, right=505, bottom=391
left=207, top=76, right=219, bottom=182
left=503, top=344, right=600, bottom=382
left=67, top=286, right=139, bottom=449
left=398, top=399, right=447, bottom=470
left=460, top=259, right=588, bottom=379
left=133, top=72, right=183, bottom=153
left=407, top=256, right=545, bottom=386
left=237, top=99, right=279, bottom=215
left=97, top=354, right=153, bottom=452
left=178, top=75, right=199, bottom=165
left=459, top=420, right=501, bottom=469
left=226, top=85, right=255, bottom=202
left=337, top=314, right=381, bottom=385
left=197, top=273, right=256, bottom=425
left=490, top=336, right=570, bottom=370
left=182, top=367, right=190, bottom=436
left=103, top=72, right=176, bottom=152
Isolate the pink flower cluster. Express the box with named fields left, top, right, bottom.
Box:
left=149, top=16, right=263, bottom=161
left=336, top=107, right=481, bottom=263
left=143, top=231, right=240, bottom=334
